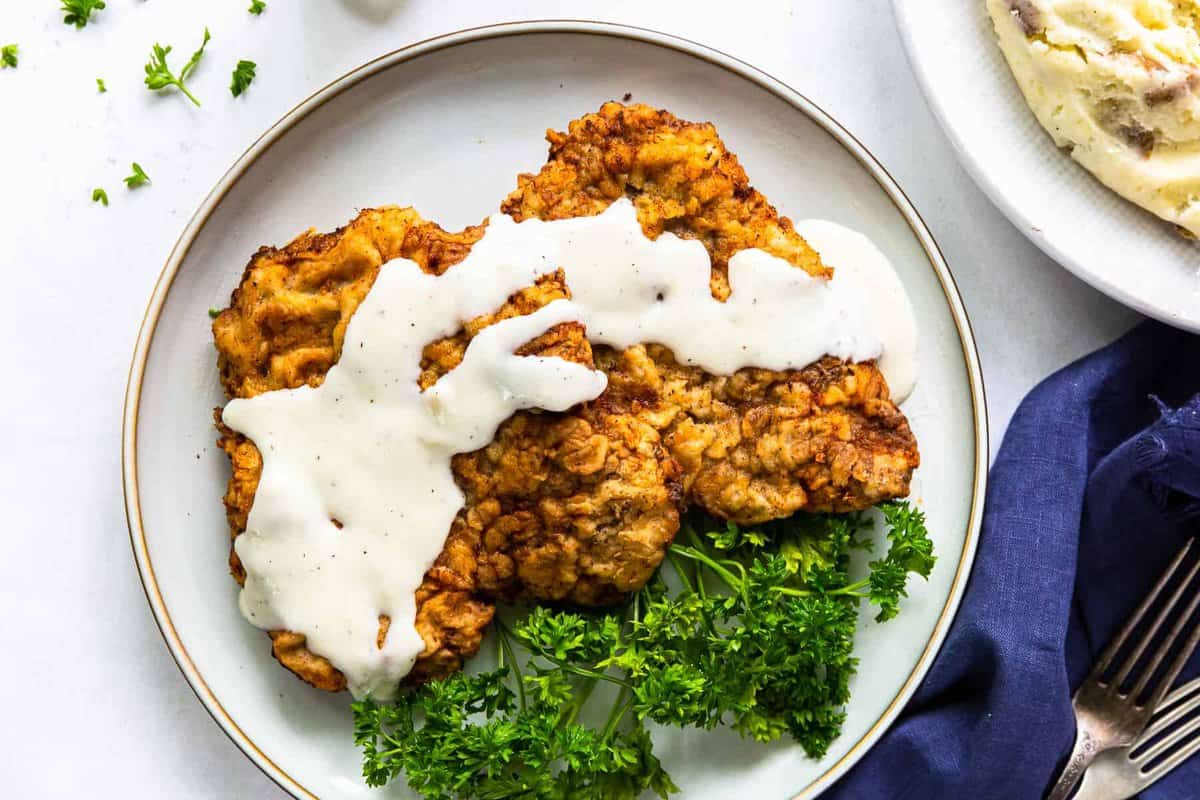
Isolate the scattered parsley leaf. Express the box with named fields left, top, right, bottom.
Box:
left=249, top=0, right=267, bottom=14
left=91, top=188, right=108, bottom=206
left=61, top=0, right=106, bottom=29
left=208, top=307, right=221, bottom=319
left=143, top=27, right=210, bottom=107
left=123, top=162, right=150, bottom=189
left=96, top=77, right=106, bottom=92
left=230, top=59, right=256, bottom=97
left=1, top=44, right=17, bottom=69
left=356, top=501, right=934, bottom=794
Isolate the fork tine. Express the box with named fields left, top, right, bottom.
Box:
left=1128, top=556, right=1200, bottom=700
left=1135, top=706, right=1200, bottom=780
left=1095, top=540, right=1194, bottom=677
left=1147, top=676, right=1200, bottom=731
left=1116, top=560, right=1200, bottom=691
left=1142, top=738, right=1200, bottom=785
left=1108, top=544, right=1195, bottom=690
left=1133, top=681, right=1200, bottom=763
left=1144, top=607, right=1200, bottom=708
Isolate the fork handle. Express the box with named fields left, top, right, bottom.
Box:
left=1046, top=729, right=1103, bottom=800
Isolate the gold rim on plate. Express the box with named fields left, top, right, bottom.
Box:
left=122, top=20, right=989, bottom=800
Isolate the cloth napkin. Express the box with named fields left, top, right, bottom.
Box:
left=828, top=321, right=1200, bottom=800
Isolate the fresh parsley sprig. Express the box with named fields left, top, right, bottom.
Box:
left=249, top=0, right=267, bottom=14
left=355, top=629, right=677, bottom=800
left=1, top=44, right=17, bottom=69
left=355, top=501, right=934, bottom=796
left=61, top=0, right=105, bottom=29
left=91, top=188, right=108, bottom=206
left=230, top=60, right=256, bottom=97
left=144, top=27, right=210, bottom=107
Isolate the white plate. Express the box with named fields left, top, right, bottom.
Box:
left=892, top=0, right=1200, bottom=330
left=123, top=21, right=986, bottom=800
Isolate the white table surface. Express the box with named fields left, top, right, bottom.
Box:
left=0, top=1, right=1138, bottom=796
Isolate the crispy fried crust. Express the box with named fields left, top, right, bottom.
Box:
left=500, top=102, right=830, bottom=297
left=501, top=102, right=919, bottom=523
left=598, top=347, right=918, bottom=523
left=212, top=102, right=918, bottom=694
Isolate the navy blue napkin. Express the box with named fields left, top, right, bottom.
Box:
left=828, top=321, right=1200, bottom=799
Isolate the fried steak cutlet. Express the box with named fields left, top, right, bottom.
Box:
left=212, top=102, right=919, bottom=693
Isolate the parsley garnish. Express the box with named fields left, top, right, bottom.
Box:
left=355, top=501, right=934, bottom=795
left=61, top=0, right=106, bottom=29
left=123, top=162, right=150, bottom=189
left=92, top=188, right=108, bottom=206
left=230, top=60, right=257, bottom=97
left=1, top=44, right=17, bottom=69
left=208, top=307, right=222, bottom=319
left=144, top=27, right=210, bottom=107
left=96, top=77, right=106, bottom=92
left=249, top=0, right=267, bottom=14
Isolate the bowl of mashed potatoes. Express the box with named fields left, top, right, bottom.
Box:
left=893, top=0, right=1200, bottom=331
left=988, top=0, right=1200, bottom=236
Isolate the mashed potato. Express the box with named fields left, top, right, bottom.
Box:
left=987, top=0, right=1200, bottom=235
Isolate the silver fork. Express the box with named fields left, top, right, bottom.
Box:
left=1045, top=538, right=1200, bottom=800
left=1073, top=676, right=1200, bottom=800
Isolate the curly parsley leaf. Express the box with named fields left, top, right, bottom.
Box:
left=144, top=27, right=210, bottom=106
left=61, top=0, right=105, bottom=29
left=354, top=662, right=675, bottom=800
left=355, top=501, right=933, bottom=795
left=1, top=44, right=17, bottom=68
left=249, top=0, right=267, bottom=14
left=230, top=59, right=256, bottom=97
left=91, top=188, right=108, bottom=206
left=96, top=77, right=105, bottom=92
left=123, top=162, right=150, bottom=189
left=868, top=501, right=936, bottom=622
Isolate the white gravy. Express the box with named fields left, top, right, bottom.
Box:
left=221, top=198, right=917, bottom=698
left=794, top=220, right=918, bottom=403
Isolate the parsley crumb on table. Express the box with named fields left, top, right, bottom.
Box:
left=60, top=0, right=106, bottom=29
left=231, top=60, right=257, bottom=97
left=123, top=163, right=150, bottom=189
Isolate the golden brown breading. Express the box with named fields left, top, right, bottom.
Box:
left=500, top=102, right=830, bottom=298
left=597, top=346, right=918, bottom=524
left=211, top=102, right=918, bottom=694
left=501, top=102, right=919, bottom=524
left=215, top=207, right=485, bottom=400
left=451, top=411, right=681, bottom=606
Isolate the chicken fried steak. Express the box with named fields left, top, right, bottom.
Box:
left=214, top=205, right=680, bottom=691
left=212, top=102, right=918, bottom=693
